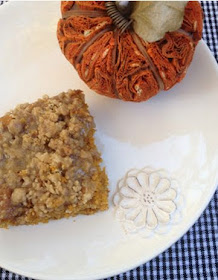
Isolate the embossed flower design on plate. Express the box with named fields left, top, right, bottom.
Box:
left=113, top=168, right=184, bottom=238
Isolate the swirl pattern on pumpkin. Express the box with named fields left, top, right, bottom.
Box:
left=57, top=1, right=203, bottom=102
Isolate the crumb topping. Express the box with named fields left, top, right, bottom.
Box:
left=0, top=90, right=108, bottom=227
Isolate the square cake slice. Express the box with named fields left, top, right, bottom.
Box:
left=0, top=90, right=108, bottom=228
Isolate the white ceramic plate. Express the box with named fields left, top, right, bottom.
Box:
left=0, top=2, right=218, bottom=280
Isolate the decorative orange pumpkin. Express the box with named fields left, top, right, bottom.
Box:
left=57, top=1, right=203, bottom=102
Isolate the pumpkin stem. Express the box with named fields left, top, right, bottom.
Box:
left=116, top=1, right=133, bottom=17
left=105, top=1, right=133, bottom=33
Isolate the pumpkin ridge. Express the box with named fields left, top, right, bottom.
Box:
left=111, top=29, right=121, bottom=99
left=62, top=2, right=108, bottom=19
left=147, top=31, right=194, bottom=89
left=74, top=25, right=113, bottom=66
left=181, top=1, right=203, bottom=43
left=63, top=10, right=108, bottom=19
left=163, top=32, right=194, bottom=78
left=77, top=32, right=113, bottom=82
left=131, top=32, right=164, bottom=91
left=115, top=31, right=156, bottom=101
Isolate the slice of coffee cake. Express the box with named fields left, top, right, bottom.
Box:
left=0, top=90, right=108, bottom=228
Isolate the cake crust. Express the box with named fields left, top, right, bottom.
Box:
left=0, top=90, right=108, bottom=228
